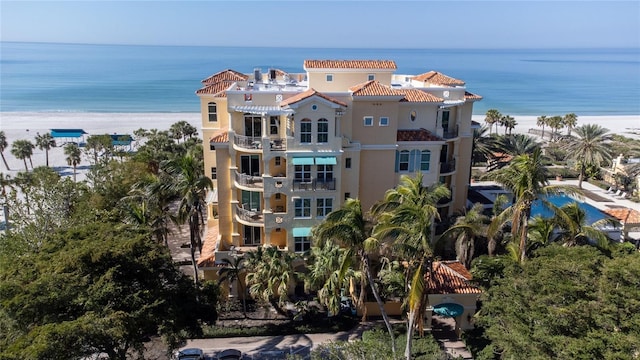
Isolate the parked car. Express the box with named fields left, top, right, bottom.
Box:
left=217, top=348, right=243, bottom=360
left=174, top=348, right=204, bottom=360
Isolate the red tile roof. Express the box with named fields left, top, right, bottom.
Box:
left=465, top=91, right=483, bottom=100
left=603, top=208, right=640, bottom=225
left=426, top=261, right=482, bottom=294
left=201, top=69, right=248, bottom=84
left=350, top=80, right=402, bottom=97
left=210, top=130, right=229, bottom=143
left=412, top=71, right=465, bottom=86
left=280, top=88, right=348, bottom=107
left=397, top=88, right=443, bottom=103
left=397, top=128, right=442, bottom=142
left=196, top=81, right=234, bottom=96
left=197, top=223, right=219, bottom=268
left=304, top=60, right=397, bottom=70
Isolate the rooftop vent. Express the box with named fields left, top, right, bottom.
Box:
left=254, top=68, right=262, bottom=83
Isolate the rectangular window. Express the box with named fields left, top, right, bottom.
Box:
left=368, top=74, right=375, bottom=81
left=379, top=117, right=389, bottom=126
left=317, top=120, right=328, bottom=143
left=399, top=151, right=410, bottom=171
left=294, top=237, right=311, bottom=253
left=294, top=198, right=311, bottom=218
left=300, top=120, right=312, bottom=143
left=317, top=198, right=333, bottom=217
left=317, top=165, right=333, bottom=182
left=326, top=74, right=333, bottom=82
left=243, top=225, right=261, bottom=246
left=210, top=143, right=215, bottom=151
left=270, top=116, right=279, bottom=135
left=420, top=151, right=431, bottom=171
left=364, top=116, right=373, bottom=127
left=294, top=165, right=311, bottom=181
left=208, top=103, right=217, bottom=122
left=210, top=167, right=217, bottom=180
left=441, top=110, right=450, bottom=130
left=345, top=157, right=352, bottom=169
left=275, top=156, right=281, bottom=166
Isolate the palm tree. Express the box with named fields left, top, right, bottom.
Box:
left=162, top=150, right=212, bottom=285
left=527, top=215, right=557, bottom=252
left=536, top=115, right=548, bottom=140
left=313, top=198, right=397, bottom=356
left=440, top=203, right=488, bottom=269
left=502, top=115, right=517, bottom=135
left=11, top=140, right=35, bottom=171
left=489, top=134, right=541, bottom=170
left=371, top=173, right=449, bottom=360
left=547, top=115, right=564, bottom=141
left=484, top=109, right=502, bottom=135
left=565, top=124, right=612, bottom=189
left=0, top=131, right=10, bottom=170
left=64, top=143, right=82, bottom=182
left=472, top=125, right=499, bottom=166
left=484, top=148, right=575, bottom=262
left=170, top=121, right=198, bottom=143
left=35, top=132, right=56, bottom=167
left=563, top=113, right=578, bottom=136
left=217, top=256, right=248, bottom=318
left=551, top=202, right=616, bottom=249
left=127, top=174, right=175, bottom=247
left=244, top=245, right=298, bottom=316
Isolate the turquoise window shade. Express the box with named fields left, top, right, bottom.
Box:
left=315, top=157, right=337, bottom=165
left=292, top=157, right=315, bottom=165
left=292, top=227, right=312, bottom=237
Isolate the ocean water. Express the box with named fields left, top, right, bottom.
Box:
left=1, top=42, right=639, bottom=115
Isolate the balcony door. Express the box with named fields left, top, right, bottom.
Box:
left=240, top=155, right=260, bottom=176
left=244, top=115, right=262, bottom=138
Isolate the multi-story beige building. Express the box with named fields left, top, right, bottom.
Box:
left=196, top=60, right=481, bottom=276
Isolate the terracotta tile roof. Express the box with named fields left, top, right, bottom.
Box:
left=196, top=81, right=234, bottom=96
left=209, top=130, right=229, bottom=143
left=426, top=261, right=482, bottom=295
left=201, top=69, right=248, bottom=84
left=397, top=88, right=443, bottom=103
left=465, top=91, right=483, bottom=100
left=603, top=208, right=640, bottom=225
left=280, top=88, right=348, bottom=107
left=197, top=223, right=219, bottom=268
left=304, top=60, right=397, bottom=70
left=412, top=71, right=465, bottom=86
left=397, top=128, right=442, bottom=142
left=350, top=80, right=402, bottom=97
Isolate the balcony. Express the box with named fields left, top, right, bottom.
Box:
left=440, top=160, right=456, bottom=174
left=292, top=178, right=336, bottom=191
left=269, top=138, right=287, bottom=151
left=442, top=127, right=459, bottom=139
left=235, top=204, right=263, bottom=225
left=234, top=134, right=262, bottom=150
left=235, top=171, right=263, bottom=189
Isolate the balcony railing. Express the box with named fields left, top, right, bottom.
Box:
left=234, top=134, right=262, bottom=150
left=235, top=171, right=263, bottom=189
left=292, top=178, right=336, bottom=191
left=269, top=138, right=287, bottom=151
left=235, top=204, right=263, bottom=224
left=440, top=160, right=456, bottom=174
left=442, top=128, right=459, bottom=139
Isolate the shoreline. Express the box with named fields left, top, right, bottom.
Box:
left=0, top=112, right=638, bottom=182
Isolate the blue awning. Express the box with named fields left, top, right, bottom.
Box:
left=315, top=156, right=337, bottom=165
left=292, top=157, right=314, bottom=165
left=50, top=129, right=87, bottom=138
left=433, top=303, right=464, bottom=317
left=292, top=227, right=312, bottom=237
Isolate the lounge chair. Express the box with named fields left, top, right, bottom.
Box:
left=613, top=190, right=622, bottom=197
left=606, top=186, right=615, bottom=193
left=619, top=192, right=628, bottom=199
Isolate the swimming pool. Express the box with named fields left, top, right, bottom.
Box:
left=530, top=194, right=608, bottom=225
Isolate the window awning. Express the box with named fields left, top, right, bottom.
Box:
left=292, top=227, right=312, bottom=237
left=292, top=157, right=315, bottom=165
left=315, top=156, right=337, bottom=165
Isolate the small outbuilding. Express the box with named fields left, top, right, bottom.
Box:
left=50, top=129, right=87, bottom=145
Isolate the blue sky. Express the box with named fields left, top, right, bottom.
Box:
left=1, top=1, right=639, bottom=48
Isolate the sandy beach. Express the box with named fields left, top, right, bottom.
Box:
left=0, top=112, right=638, bottom=182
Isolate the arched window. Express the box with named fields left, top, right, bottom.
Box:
left=208, top=102, right=217, bottom=122
left=300, top=118, right=312, bottom=143
left=317, top=118, right=328, bottom=143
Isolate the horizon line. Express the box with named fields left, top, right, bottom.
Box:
left=2, top=40, right=639, bottom=51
